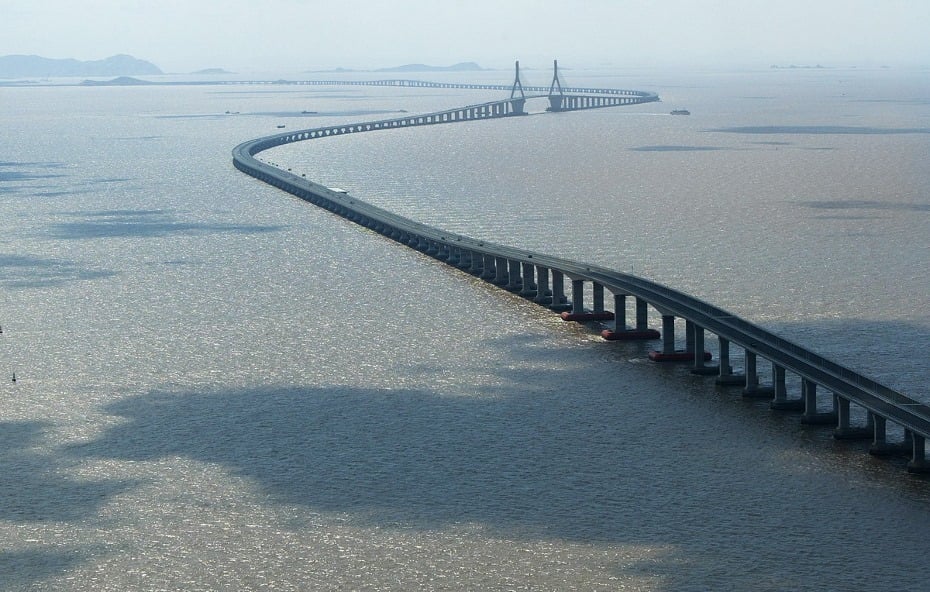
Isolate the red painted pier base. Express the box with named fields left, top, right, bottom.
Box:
left=648, top=350, right=713, bottom=362
left=560, top=311, right=615, bottom=322
left=601, top=329, right=661, bottom=341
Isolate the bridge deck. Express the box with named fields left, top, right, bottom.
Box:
left=232, top=79, right=930, bottom=470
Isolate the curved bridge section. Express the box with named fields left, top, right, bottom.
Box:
left=233, top=80, right=930, bottom=475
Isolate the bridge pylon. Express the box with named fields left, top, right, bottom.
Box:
left=548, top=59, right=565, bottom=112
left=510, top=60, right=526, bottom=115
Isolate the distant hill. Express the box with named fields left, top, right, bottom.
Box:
left=374, top=62, right=484, bottom=73
left=0, top=54, right=162, bottom=78
left=80, top=76, right=156, bottom=86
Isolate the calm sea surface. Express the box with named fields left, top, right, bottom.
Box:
left=1, top=67, right=929, bottom=590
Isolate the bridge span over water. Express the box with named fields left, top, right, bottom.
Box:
left=233, top=64, right=930, bottom=475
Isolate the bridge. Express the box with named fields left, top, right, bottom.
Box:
left=232, top=61, right=930, bottom=475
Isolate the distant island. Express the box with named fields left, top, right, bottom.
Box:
left=79, top=76, right=156, bottom=86
left=375, top=62, right=484, bottom=73
left=0, top=54, right=162, bottom=78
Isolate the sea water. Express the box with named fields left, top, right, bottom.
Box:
left=1, top=67, right=929, bottom=590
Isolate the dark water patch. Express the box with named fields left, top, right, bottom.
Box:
left=0, top=161, right=66, bottom=169
left=0, top=254, right=116, bottom=288
left=49, top=209, right=284, bottom=239
left=0, top=421, right=135, bottom=523
left=631, top=145, right=726, bottom=152
left=796, top=199, right=930, bottom=212
left=711, top=125, right=930, bottom=135
left=851, top=98, right=930, bottom=106
left=749, top=141, right=792, bottom=146
left=812, top=214, right=876, bottom=221
left=113, top=136, right=162, bottom=141
left=68, top=326, right=930, bottom=588
left=0, top=421, right=132, bottom=587
left=32, top=189, right=94, bottom=198
left=0, top=170, right=66, bottom=182
left=0, top=162, right=68, bottom=185
left=0, top=548, right=87, bottom=589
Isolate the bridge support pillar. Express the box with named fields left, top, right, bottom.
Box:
left=649, top=315, right=702, bottom=361
left=614, top=294, right=627, bottom=330
left=687, top=323, right=715, bottom=373
left=467, top=252, right=481, bottom=274
left=690, top=324, right=715, bottom=374
left=742, top=351, right=774, bottom=398
left=662, top=316, right=676, bottom=354
left=505, top=259, right=522, bottom=291
left=601, top=293, right=660, bottom=341
left=519, top=262, right=537, bottom=297
left=801, top=379, right=837, bottom=424
left=534, top=266, right=552, bottom=305
left=868, top=414, right=910, bottom=456
left=907, top=435, right=930, bottom=473
left=563, top=281, right=614, bottom=322
left=494, top=256, right=509, bottom=285
left=592, top=283, right=604, bottom=313
left=770, top=365, right=803, bottom=410
left=510, top=98, right=526, bottom=115
left=834, top=397, right=872, bottom=440
left=479, top=255, right=496, bottom=280
left=636, top=298, right=649, bottom=331
left=571, top=279, right=584, bottom=313
left=649, top=315, right=676, bottom=360
left=549, top=270, right=570, bottom=311
left=715, top=337, right=744, bottom=385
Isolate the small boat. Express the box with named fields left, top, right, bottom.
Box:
left=276, top=124, right=286, bottom=128
left=670, top=109, right=690, bottom=115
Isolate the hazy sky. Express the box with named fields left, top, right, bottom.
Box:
left=2, top=0, right=929, bottom=73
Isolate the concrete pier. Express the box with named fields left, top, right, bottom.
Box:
left=534, top=266, right=551, bottom=305
left=715, top=337, right=745, bottom=385
left=833, top=396, right=872, bottom=440
left=742, top=351, right=774, bottom=398
left=801, top=378, right=838, bottom=425
left=770, top=365, right=803, bottom=410
left=601, top=293, right=660, bottom=340
left=550, top=270, right=570, bottom=312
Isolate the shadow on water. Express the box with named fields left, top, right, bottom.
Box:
left=49, top=209, right=285, bottom=240
left=0, top=421, right=134, bottom=521
left=0, top=549, right=86, bottom=589
left=630, top=145, right=727, bottom=152
left=62, top=323, right=930, bottom=585
left=0, top=161, right=67, bottom=190
left=709, top=125, right=930, bottom=135
left=0, top=254, right=116, bottom=288
left=0, top=421, right=134, bottom=585
left=794, top=199, right=930, bottom=213
left=0, top=315, right=912, bottom=589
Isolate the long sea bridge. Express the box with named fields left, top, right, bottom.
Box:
left=232, top=61, right=930, bottom=475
